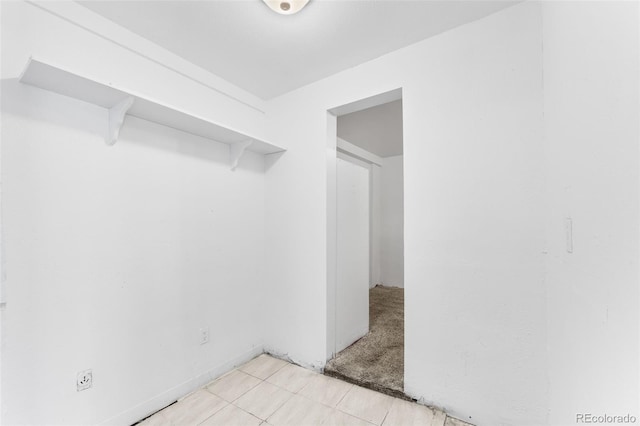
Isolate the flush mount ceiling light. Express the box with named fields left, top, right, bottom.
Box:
left=263, top=0, right=310, bottom=15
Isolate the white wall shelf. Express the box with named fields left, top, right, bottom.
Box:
left=19, top=58, right=285, bottom=170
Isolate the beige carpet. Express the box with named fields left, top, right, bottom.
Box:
left=324, top=285, right=405, bottom=399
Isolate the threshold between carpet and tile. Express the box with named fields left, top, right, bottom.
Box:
left=325, top=285, right=405, bottom=399
left=137, top=353, right=472, bottom=426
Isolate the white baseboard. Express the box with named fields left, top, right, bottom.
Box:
left=99, top=345, right=264, bottom=426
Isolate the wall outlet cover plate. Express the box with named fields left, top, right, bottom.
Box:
left=77, top=369, right=92, bottom=391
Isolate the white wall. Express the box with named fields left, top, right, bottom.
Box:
left=542, top=1, right=639, bottom=424
left=380, top=155, right=404, bottom=288
left=264, top=2, right=639, bottom=424
left=370, top=163, right=382, bottom=288
left=402, top=4, right=547, bottom=423
left=264, top=3, right=548, bottom=424
left=1, top=2, right=270, bottom=424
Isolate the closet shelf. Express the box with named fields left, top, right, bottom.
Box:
left=19, top=58, right=285, bottom=170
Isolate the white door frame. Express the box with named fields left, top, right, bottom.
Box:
left=325, top=88, right=403, bottom=360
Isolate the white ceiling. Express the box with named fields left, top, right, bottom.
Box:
left=78, top=0, right=518, bottom=100
left=338, top=99, right=403, bottom=158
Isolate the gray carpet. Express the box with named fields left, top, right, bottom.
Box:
left=325, top=285, right=405, bottom=399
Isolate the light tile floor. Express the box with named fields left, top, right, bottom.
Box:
left=139, top=354, right=473, bottom=426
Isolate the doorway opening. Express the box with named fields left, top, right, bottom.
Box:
left=325, top=89, right=405, bottom=398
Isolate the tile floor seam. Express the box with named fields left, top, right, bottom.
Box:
left=144, top=355, right=475, bottom=426
left=333, top=383, right=353, bottom=408
left=196, top=407, right=226, bottom=426
left=198, top=404, right=263, bottom=426
left=378, top=408, right=391, bottom=426
left=268, top=382, right=290, bottom=393
left=245, top=410, right=264, bottom=424
left=227, top=381, right=261, bottom=404
left=240, top=364, right=288, bottom=382
left=334, top=408, right=378, bottom=426
left=242, top=370, right=277, bottom=381
left=230, top=389, right=295, bottom=421
left=266, top=393, right=339, bottom=426
left=330, top=410, right=379, bottom=426
left=206, top=375, right=262, bottom=403
left=293, top=391, right=377, bottom=425
left=266, top=364, right=322, bottom=394
left=294, top=388, right=351, bottom=412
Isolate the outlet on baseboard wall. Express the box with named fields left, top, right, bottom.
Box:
left=199, top=327, right=210, bottom=345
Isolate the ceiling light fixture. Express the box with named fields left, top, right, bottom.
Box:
left=263, top=0, right=309, bottom=15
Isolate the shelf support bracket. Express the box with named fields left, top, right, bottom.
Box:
left=106, top=96, right=134, bottom=146
left=229, top=140, right=253, bottom=171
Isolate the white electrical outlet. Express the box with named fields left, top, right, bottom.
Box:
left=77, top=369, right=92, bottom=392
left=199, top=327, right=210, bottom=345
